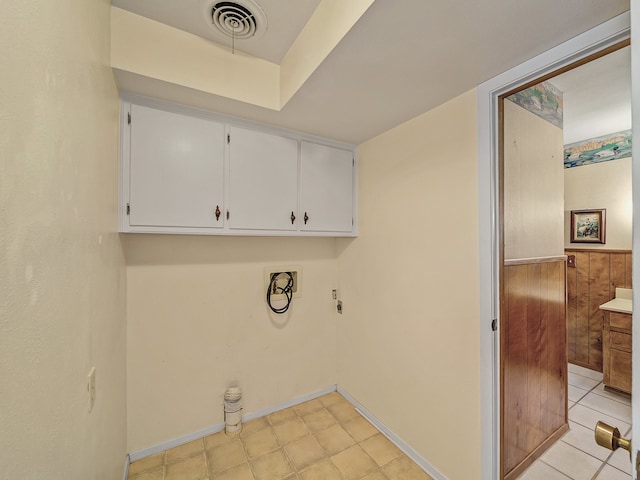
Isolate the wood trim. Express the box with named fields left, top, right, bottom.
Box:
left=505, top=256, right=567, bottom=266
left=500, top=40, right=630, bottom=99
left=504, top=424, right=569, bottom=480
left=566, top=249, right=631, bottom=254
left=498, top=92, right=506, bottom=480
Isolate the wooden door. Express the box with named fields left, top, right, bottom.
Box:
left=502, top=258, right=568, bottom=479
left=501, top=89, right=568, bottom=479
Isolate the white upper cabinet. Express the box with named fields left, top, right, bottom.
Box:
left=120, top=97, right=357, bottom=237
left=127, top=104, right=225, bottom=229
left=228, top=126, right=298, bottom=231
left=300, top=142, right=354, bottom=233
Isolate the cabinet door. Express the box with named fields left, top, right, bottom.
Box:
left=228, top=126, right=298, bottom=230
left=128, top=105, right=225, bottom=229
left=609, top=348, right=632, bottom=393
left=300, top=142, right=354, bottom=232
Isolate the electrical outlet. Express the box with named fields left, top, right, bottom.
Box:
left=264, top=266, right=302, bottom=299
left=87, top=367, right=96, bottom=413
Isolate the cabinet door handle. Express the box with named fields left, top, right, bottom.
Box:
left=291, top=212, right=296, bottom=224
left=215, top=205, right=221, bottom=221
left=304, top=212, right=309, bottom=225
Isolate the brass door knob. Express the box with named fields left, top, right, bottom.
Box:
left=595, top=421, right=631, bottom=459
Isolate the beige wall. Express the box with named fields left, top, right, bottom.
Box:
left=503, top=100, right=565, bottom=260
left=336, top=90, right=481, bottom=479
left=112, top=3, right=373, bottom=112
left=0, top=1, right=126, bottom=478
left=564, top=158, right=632, bottom=250
left=111, top=7, right=280, bottom=110
left=125, top=235, right=339, bottom=451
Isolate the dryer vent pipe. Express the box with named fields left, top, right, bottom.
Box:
left=224, top=387, right=242, bottom=435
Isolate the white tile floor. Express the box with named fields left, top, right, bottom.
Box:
left=517, top=363, right=632, bottom=480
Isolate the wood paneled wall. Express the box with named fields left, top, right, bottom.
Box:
left=503, top=258, right=567, bottom=480
left=566, top=249, right=632, bottom=372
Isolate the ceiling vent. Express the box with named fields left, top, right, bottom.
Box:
left=206, top=0, right=267, bottom=41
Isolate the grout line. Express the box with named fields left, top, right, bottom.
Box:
left=128, top=394, right=407, bottom=480
left=575, top=401, right=632, bottom=425
left=588, top=388, right=633, bottom=408
left=569, top=387, right=591, bottom=404
left=559, top=435, right=611, bottom=465
left=568, top=373, right=604, bottom=385
left=521, top=376, right=632, bottom=480
left=538, top=459, right=573, bottom=479
left=200, top=438, right=210, bottom=479
left=590, top=461, right=608, bottom=480
left=606, top=462, right=633, bottom=478
left=569, top=406, right=632, bottom=436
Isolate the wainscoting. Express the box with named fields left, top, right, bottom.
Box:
left=503, top=257, right=568, bottom=480
left=566, top=249, right=632, bottom=372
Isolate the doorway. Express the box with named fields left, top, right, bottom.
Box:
left=500, top=42, right=632, bottom=479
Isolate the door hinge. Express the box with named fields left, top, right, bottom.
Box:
left=353, top=157, right=355, bottom=166
left=227, top=134, right=230, bottom=144
left=226, top=210, right=230, bottom=220
left=127, top=112, right=131, bottom=125
left=126, top=203, right=130, bottom=215
left=491, top=319, right=497, bottom=331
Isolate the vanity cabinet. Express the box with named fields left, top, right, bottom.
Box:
left=603, top=311, right=632, bottom=394
left=120, top=98, right=357, bottom=236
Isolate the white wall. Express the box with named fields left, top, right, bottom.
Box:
left=504, top=100, right=565, bottom=259
left=336, top=90, right=481, bottom=479
left=564, top=158, right=633, bottom=249
left=0, top=1, right=126, bottom=478
left=125, top=235, right=339, bottom=452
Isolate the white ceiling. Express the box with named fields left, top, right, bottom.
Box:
left=110, top=0, right=322, bottom=63
left=550, top=46, right=631, bottom=145
left=112, top=0, right=630, bottom=144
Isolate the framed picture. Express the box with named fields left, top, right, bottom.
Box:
left=570, top=209, right=606, bottom=243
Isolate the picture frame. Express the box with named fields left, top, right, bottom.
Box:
left=570, top=209, right=606, bottom=244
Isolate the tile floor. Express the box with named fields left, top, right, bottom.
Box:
left=517, top=363, right=633, bottom=480
left=128, top=391, right=433, bottom=480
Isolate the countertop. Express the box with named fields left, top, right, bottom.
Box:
left=599, top=287, right=633, bottom=314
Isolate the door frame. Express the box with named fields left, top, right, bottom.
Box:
left=477, top=12, right=631, bottom=480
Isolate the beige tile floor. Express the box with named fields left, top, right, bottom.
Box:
left=128, top=391, right=433, bottom=480
left=517, top=363, right=633, bottom=480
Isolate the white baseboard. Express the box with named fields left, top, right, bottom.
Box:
left=127, top=384, right=447, bottom=480
left=128, top=385, right=337, bottom=462
left=242, top=385, right=337, bottom=423
left=337, top=386, right=448, bottom=480
left=122, top=454, right=130, bottom=480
